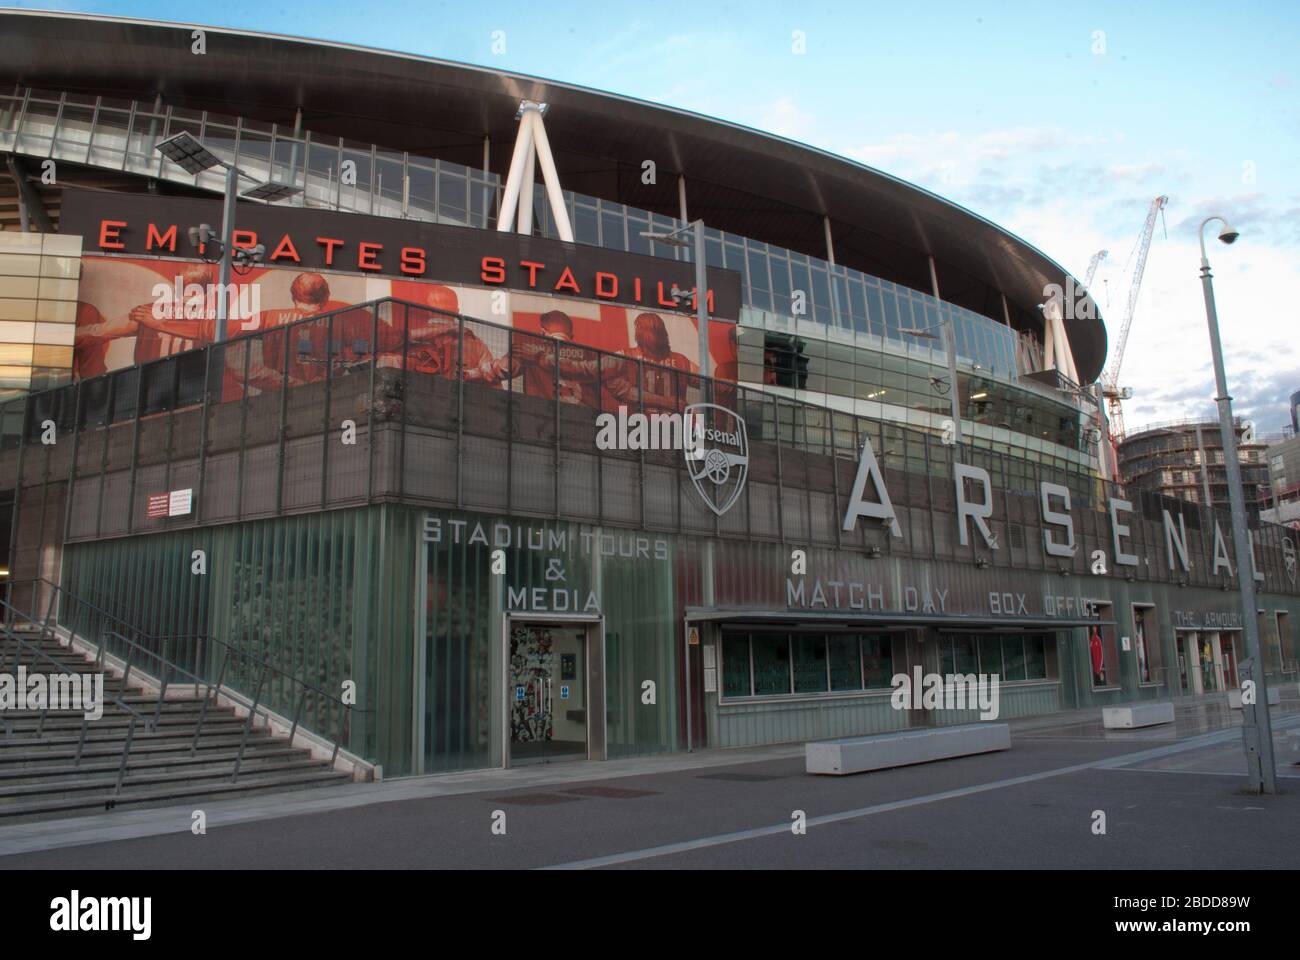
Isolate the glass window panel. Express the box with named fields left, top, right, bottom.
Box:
left=747, top=247, right=771, bottom=295
left=599, top=208, right=626, bottom=251
left=1002, top=636, right=1027, bottom=681
left=751, top=633, right=791, bottom=695
left=469, top=169, right=497, bottom=229
left=306, top=136, right=343, bottom=210
left=705, top=234, right=725, bottom=269
left=769, top=254, right=791, bottom=314
left=573, top=201, right=598, bottom=245
left=828, top=635, right=861, bottom=690
left=792, top=635, right=828, bottom=693
left=810, top=266, right=832, bottom=325
left=373, top=150, right=404, bottom=211
left=952, top=635, right=976, bottom=675
left=722, top=634, right=752, bottom=697
left=789, top=261, right=811, bottom=317
left=978, top=636, right=1003, bottom=676
left=437, top=166, right=467, bottom=224
left=881, top=288, right=901, bottom=340
left=627, top=214, right=651, bottom=255
left=861, top=634, right=894, bottom=688
left=1025, top=635, right=1048, bottom=680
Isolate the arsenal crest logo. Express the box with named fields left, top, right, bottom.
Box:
left=683, top=403, right=749, bottom=516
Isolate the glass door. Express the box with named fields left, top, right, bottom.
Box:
left=1221, top=635, right=1239, bottom=690
left=508, top=622, right=589, bottom=765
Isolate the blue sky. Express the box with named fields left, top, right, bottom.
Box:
left=18, top=0, right=1300, bottom=430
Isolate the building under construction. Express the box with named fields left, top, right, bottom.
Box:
left=1118, top=418, right=1273, bottom=517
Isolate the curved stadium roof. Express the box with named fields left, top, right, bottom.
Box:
left=0, top=8, right=1107, bottom=384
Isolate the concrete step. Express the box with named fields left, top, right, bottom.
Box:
left=0, top=746, right=312, bottom=785
left=0, top=707, right=250, bottom=738
left=0, top=731, right=280, bottom=767
left=0, top=701, right=230, bottom=722
left=0, top=768, right=355, bottom=824
left=0, top=756, right=336, bottom=803
left=0, top=626, right=355, bottom=823
left=0, top=721, right=273, bottom=752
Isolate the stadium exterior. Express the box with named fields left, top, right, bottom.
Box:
left=1, top=10, right=1297, bottom=778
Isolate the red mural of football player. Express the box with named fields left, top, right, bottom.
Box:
left=132, top=270, right=337, bottom=393
left=486, top=309, right=605, bottom=405
left=74, top=263, right=219, bottom=377
left=713, top=325, right=738, bottom=382
left=608, top=311, right=697, bottom=415
left=712, top=324, right=740, bottom=407
left=253, top=272, right=346, bottom=388
left=405, top=285, right=500, bottom=381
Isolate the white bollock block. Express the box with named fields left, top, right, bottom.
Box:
left=805, top=723, right=1011, bottom=776
left=1102, top=702, right=1175, bottom=728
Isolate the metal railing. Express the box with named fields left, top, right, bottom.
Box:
left=0, top=599, right=150, bottom=795
left=4, top=577, right=363, bottom=782
left=0, top=83, right=1038, bottom=392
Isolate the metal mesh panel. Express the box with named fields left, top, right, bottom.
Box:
left=1, top=294, right=1295, bottom=601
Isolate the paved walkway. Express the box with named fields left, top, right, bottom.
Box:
left=1, top=691, right=1297, bottom=864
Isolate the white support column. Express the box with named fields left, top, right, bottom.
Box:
left=824, top=215, right=837, bottom=265
left=677, top=175, right=688, bottom=224
left=517, top=135, right=537, bottom=235
left=527, top=108, right=574, bottom=243
left=1041, top=298, right=1057, bottom=373
left=497, top=102, right=575, bottom=242
left=496, top=111, right=536, bottom=233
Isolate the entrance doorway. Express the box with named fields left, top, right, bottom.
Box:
left=1220, top=633, right=1240, bottom=689
left=504, top=618, right=605, bottom=767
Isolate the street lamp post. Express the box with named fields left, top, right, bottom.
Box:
left=1198, top=214, right=1277, bottom=795
left=640, top=219, right=711, bottom=383
left=155, top=132, right=302, bottom=343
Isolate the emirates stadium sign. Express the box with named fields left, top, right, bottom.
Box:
left=58, top=187, right=743, bottom=320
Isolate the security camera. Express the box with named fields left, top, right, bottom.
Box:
left=187, top=226, right=200, bottom=247
left=1218, top=222, right=1239, bottom=245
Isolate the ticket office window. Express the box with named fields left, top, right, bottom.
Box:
left=1132, top=605, right=1161, bottom=686
left=939, top=633, right=1055, bottom=682
left=720, top=631, right=900, bottom=700
left=1088, top=604, right=1120, bottom=688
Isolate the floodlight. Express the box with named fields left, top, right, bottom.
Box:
left=155, top=132, right=223, bottom=174
left=240, top=180, right=302, bottom=202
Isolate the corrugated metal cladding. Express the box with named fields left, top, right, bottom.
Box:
left=3, top=299, right=1299, bottom=773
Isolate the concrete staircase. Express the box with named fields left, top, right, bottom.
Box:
left=0, top=627, right=354, bottom=824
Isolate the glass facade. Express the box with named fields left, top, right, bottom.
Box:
left=0, top=84, right=1085, bottom=466
left=0, top=231, right=81, bottom=400
left=58, top=506, right=411, bottom=768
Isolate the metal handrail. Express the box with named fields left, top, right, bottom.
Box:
left=0, top=601, right=152, bottom=795
left=6, top=578, right=363, bottom=780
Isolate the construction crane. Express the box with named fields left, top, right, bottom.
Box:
left=1083, top=249, right=1108, bottom=292
left=1100, top=195, right=1168, bottom=443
